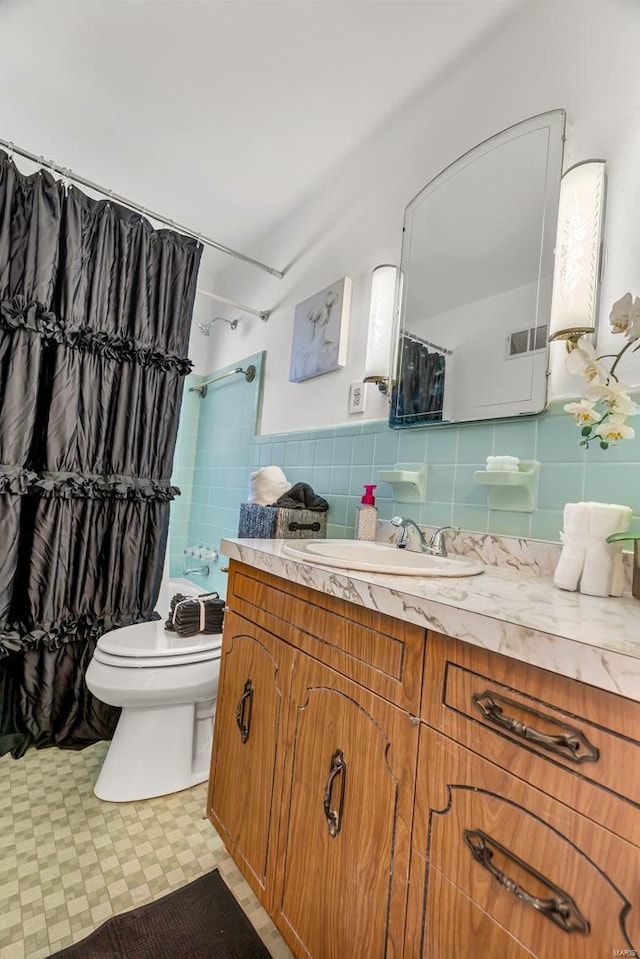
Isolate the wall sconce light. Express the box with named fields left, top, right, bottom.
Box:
left=363, top=264, right=398, bottom=394
left=548, top=159, right=606, bottom=349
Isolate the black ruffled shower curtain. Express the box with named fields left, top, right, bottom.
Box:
left=0, top=151, right=201, bottom=757
left=390, top=333, right=446, bottom=427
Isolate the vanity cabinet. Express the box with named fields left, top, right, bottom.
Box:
left=208, top=562, right=424, bottom=957
left=408, top=631, right=640, bottom=958
left=421, top=631, right=640, bottom=847
left=406, top=727, right=639, bottom=957
left=208, top=560, right=640, bottom=958
left=207, top=611, right=293, bottom=902
left=275, top=655, right=418, bottom=958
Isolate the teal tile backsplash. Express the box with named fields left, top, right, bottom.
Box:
left=169, top=357, right=640, bottom=597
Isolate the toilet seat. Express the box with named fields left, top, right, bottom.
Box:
left=94, top=620, right=223, bottom=668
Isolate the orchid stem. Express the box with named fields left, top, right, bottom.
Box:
left=609, top=338, right=636, bottom=379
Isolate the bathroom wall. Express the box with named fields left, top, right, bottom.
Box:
left=169, top=350, right=640, bottom=597
left=171, top=1, right=640, bottom=594
left=199, top=0, right=640, bottom=434
left=170, top=353, right=265, bottom=597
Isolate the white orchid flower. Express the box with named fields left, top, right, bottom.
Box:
left=594, top=414, right=636, bottom=444
left=564, top=337, right=607, bottom=384
left=566, top=295, right=640, bottom=450
left=609, top=292, right=640, bottom=341
left=563, top=399, right=602, bottom=425
left=585, top=379, right=640, bottom=416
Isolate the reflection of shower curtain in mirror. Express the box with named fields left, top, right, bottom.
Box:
left=394, top=335, right=446, bottom=424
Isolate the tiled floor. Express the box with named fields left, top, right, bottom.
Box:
left=0, top=741, right=293, bottom=958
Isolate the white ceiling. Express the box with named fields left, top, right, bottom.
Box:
left=0, top=0, right=517, bottom=262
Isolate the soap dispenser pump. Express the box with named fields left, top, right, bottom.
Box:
left=355, top=484, right=378, bottom=541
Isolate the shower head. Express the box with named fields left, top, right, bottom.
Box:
left=198, top=316, right=239, bottom=336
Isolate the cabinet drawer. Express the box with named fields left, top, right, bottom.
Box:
left=227, top=561, right=425, bottom=712
left=408, top=728, right=640, bottom=958
left=422, top=632, right=640, bottom=844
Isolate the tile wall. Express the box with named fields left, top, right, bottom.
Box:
left=170, top=353, right=640, bottom=597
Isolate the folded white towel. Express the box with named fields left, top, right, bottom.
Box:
left=580, top=503, right=632, bottom=597
left=486, top=455, right=520, bottom=472
left=553, top=502, right=591, bottom=591
left=248, top=466, right=291, bottom=506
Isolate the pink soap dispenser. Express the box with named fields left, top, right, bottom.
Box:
left=355, top=484, right=378, bottom=541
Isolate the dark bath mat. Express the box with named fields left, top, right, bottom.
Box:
left=48, top=869, right=272, bottom=959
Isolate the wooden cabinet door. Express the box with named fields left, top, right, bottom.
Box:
left=207, top=612, right=292, bottom=905
left=406, top=727, right=640, bottom=958
left=275, top=656, right=419, bottom=959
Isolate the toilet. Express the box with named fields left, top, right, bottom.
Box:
left=86, top=617, right=223, bottom=802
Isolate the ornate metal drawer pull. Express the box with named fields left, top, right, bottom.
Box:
left=323, top=749, right=347, bottom=838
left=464, top=829, right=590, bottom=935
left=235, top=679, right=253, bottom=743
left=472, top=691, right=599, bottom=764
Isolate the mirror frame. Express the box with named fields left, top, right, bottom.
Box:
left=389, top=109, right=566, bottom=429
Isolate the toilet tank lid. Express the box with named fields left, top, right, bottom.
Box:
left=97, top=620, right=223, bottom=659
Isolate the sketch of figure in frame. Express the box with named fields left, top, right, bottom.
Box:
left=289, top=277, right=351, bottom=382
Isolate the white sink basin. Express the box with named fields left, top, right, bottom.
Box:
left=282, top=539, right=484, bottom=577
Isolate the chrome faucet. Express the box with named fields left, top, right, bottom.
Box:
left=391, top=516, right=430, bottom=551
left=390, top=517, right=458, bottom=557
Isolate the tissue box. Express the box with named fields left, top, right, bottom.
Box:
left=238, top=503, right=327, bottom=540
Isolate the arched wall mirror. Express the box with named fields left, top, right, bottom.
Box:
left=389, top=109, right=566, bottom=429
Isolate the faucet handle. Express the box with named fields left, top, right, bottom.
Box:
left=428, top=526, right=460, bottom=556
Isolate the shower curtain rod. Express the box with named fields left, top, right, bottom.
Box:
left=0, top=137, right=285, bottom=280
left=403, top=330, right=453, bottom=356
left=195, top=287, right=270, bottom=321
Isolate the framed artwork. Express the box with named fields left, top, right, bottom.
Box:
left=289, top=276, right=352, bottom=382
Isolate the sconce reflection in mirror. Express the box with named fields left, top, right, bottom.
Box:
left=363, top=264, right=399, bottom=395
left=548, top=159, right=606, bottom=350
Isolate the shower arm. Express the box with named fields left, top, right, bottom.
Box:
left=198, top=316, right=239, bottom=335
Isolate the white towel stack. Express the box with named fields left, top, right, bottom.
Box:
left=553, top=503, right=591, bottom=591
left=554, top=502, right=632, bottom=596
left=580, top=503, right=632, bottom=597
left=248, top=466, right=291, bottom=506
left=486, top=455, right=520, bottom=472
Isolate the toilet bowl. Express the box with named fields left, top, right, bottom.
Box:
left=86, top=618, right=223, bottom=802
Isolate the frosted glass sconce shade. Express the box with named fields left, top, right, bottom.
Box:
left=364, top=264, right=398, bottom=393
left=548, top=160, right=606, bottom=344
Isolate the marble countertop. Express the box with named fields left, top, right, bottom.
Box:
left=221, top=537, right=640, bottom=703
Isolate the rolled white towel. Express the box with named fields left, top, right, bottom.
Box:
left=553, top=502, right=591, bottom=592
left=248, top=466, right=291, bottom=506
left=486, top=455, right=520, bottom=472
left=580, top=503, right=632, bottom=597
